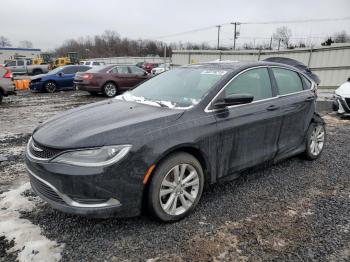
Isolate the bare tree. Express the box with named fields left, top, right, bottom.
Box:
left=273, top=26, right=292, bottom=48
left=0, top=36, right=11, bottom=47
left=18, top=40, right=33, bottom=48
left=333, top=30, right=350, bottom=43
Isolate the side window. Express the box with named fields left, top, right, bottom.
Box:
left=62, top=67, right=78, bottom=74
left=79, top=66, right=90, bottom=72
left=7, top=61, right=16, bottom=66
left=109, top=67, right=119, bottom=74
left=224, top=68, right=272, bottom=101
left=17, top=60, right=24, bottom=66
left=129, top=66, right=145, bottom=75
left=92, top=62, right=100, bottom=66
left=116, top=66, right=130, bottom=74
left=300, top=74, right=312, bottom=90
left=272, top=68, right=303, bottom=95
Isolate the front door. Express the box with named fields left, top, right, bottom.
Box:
left=212, top=67, right=282, bottom=178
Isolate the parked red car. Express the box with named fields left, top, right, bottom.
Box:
left=142, top=63, right=159, bottom=73
left=74, top=64, right=150, bottom=97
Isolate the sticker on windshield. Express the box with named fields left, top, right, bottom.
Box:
left=201, top=70, right=227, bottom=76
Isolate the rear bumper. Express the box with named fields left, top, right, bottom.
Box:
left=74, top=82, right=101, bottom=92
left=0, top=80, right=16, bottom=96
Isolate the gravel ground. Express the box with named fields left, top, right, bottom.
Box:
left=1, top=90, right=350, bottom=261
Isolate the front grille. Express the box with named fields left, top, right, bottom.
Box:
left=29, top=139, right=62, bottom=159
left=345, top=98, right=350, bottom=108
left=30, top=174, right=66, bottom=205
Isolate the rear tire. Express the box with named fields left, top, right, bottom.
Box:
left=44, top=81, right=56, bottom=93
left=103, top=82, right=117, bottom=97
left=303, top=122, right=326, bottom=160
left=147, top=152, right=204, bottom=222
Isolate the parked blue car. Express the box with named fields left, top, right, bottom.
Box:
left=30, top=65, right=91, bottom=93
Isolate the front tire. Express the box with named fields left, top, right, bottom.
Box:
left=44, top=81, right=56, bottom=93
left=147, top=152, right=204, bottom=222
left=103, top=82, right=117, bottom=97
left=303, top=122, right=326, bottom=160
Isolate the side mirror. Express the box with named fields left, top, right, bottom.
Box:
left=213, top=94, right=254, bottom=108
left=143, top=71, right=148, bottom=76
left=58, top=72, right=64, bottom=77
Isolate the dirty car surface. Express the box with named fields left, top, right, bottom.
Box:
left=25, top=61, right=326, bottom=221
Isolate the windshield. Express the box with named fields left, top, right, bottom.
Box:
left=47, top=67, right=63, bottom=75
left=117, top=68, right=227, bottom=108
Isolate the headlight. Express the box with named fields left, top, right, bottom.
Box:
left=51, top=145, right=132, bottom=167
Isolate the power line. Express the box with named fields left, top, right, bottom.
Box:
left=149, top=17, right=350, bottom=40
left=245, top=16, right=350, bottom=25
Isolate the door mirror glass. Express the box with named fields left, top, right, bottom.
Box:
left=213, top=94, right=254, bottom=108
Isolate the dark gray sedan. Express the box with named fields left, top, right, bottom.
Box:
left=25, top=61, right=325, bottom=221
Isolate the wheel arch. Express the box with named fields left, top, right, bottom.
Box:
left=141, top=144, right=212, bottom=214
left=147, top=144, right=212, bottom=186
left=103, top=80, right=118, bottom=88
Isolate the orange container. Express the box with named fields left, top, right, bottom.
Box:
left=14, top=79, right=30, bottom=90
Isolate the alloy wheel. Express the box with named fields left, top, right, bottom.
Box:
left=104, top=83, right=117, bottom=97
left=310, top=125, right=325, bottom=156
left=45, top=82, right=56, bottom=93
left=159, top=164, right=200, bottom=216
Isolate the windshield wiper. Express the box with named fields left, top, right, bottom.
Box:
left=153, top=101, right=170, bottom=108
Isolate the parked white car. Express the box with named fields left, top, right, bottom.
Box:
left=333, top=78, right=350, bottom=115
left=151, top=63, right=170, bottom=75
left=80, top=61, right=105, bottom=67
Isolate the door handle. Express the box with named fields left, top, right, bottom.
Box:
left=266, top=105, right=280, bottom=111
left=305, top=96, right=315, bottom=102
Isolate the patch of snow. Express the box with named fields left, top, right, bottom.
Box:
left=0, top=182, right=64, bottom=262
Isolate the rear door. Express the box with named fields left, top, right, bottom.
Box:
left=270, top=67, right=315, bottom=157
left=211, top=67, right=282, bottom=178
left=111, top=66, right=135, bottom=91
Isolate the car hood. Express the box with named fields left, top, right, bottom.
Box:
left=335, top=81, right=350, bottom=97
left=31, top=74, right=47, bottom=80
left=33, top=99, right=185, bottom=149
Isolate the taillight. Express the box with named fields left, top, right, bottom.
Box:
left=3, top=68, right=12, bottom=78
left=83, top=73, right=93, bottom=80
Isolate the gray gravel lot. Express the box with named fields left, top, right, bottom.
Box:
left=0, top=90, right=350, bottom=261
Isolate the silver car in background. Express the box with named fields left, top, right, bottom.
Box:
left=0, top=66, right=16, bottom=103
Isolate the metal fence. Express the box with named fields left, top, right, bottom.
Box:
left=172, top=44, right=350, bottom=88
left=83, top=56, right=171, bottom=65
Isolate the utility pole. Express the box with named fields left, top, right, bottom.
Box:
left=163, top=44, right=167, bottom=69
left=216, top=25, right=221, bottom=50
left=278, top=38, right=281, bottom=51
left=230, top=22, right=240, bottom=50
left=269, top=37, right=272, bottom=50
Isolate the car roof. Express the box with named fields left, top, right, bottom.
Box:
left=182, top=61, right=307, bottom=74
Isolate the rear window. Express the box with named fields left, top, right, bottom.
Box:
left=87, top=65, right=113, bottom=73
left=272, top=68, right=303, bottom=95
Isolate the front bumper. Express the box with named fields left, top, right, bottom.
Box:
left=333, top=96, right=350, bottom=114
left=25, top=149, right=145, bottom=218
left=29, top=81, right=45, bottom=91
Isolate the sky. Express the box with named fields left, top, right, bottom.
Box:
left=1, top=0, right=350, bottom=50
